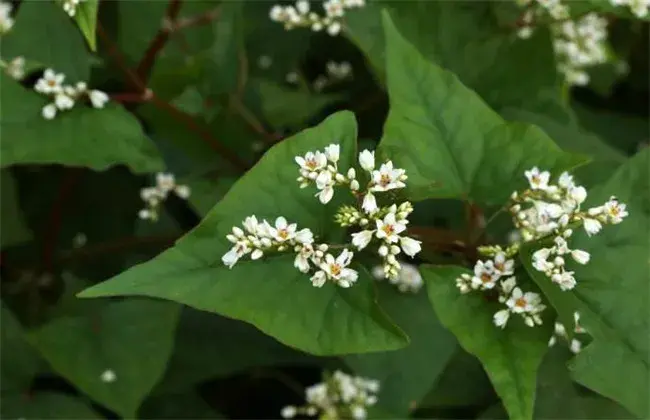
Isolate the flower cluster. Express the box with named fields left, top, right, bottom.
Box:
left=313, top=60, right=353, bottom=91
left=548, top=311, right=588, bottom=354
left=511, top=167, right=628, bottom=291
left=0, top=1, right=14, bottom=34
left=62, top=0, right=87, bottom=17
left=34, top=69, right=109, bottom=120
left=269, top=0, right=365, bottom=36
left=139, top=173, right=191, bottom=221
left=456, top=248, right=546, bottom=328
left=223, top=144, right=422, bottom=288
left=281, top=370, right=379, bottom=420
left=610, top=0, right=649, bottom=18
left=514, top=1, right=615, bottom=86
left=372, top=261, right=423, bottom=293
left=552, top=14, right=609, bottom=86
left=0, top=56, right=25, bottom=80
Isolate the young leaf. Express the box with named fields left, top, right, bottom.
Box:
left=1, top=305, right=42, bottom=393
left=379, top=12, right=587, bottom=203
left=421, top=265, right=552, bottom=420
left=28, top=299, right=180, bottom=418
left=0, top=75, right=164, bottom=173
left=74, top=0, right=99, bottom=52
left=77, top=112, right=409, bottom=355
left=345, top=282, right=457, bottom=416
left=1, top=0, right=91, bottom=81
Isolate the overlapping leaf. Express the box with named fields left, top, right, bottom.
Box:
left=78, top=112, right=408, bottom=355
left=0, top=75, right=163, bottom=173
left=422, top=265, right=552, bottom=420
left=74, top=0, right=99, bottom=51
left=378, top=12, right=587, bottom=203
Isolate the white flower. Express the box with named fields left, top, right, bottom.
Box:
left=222, top=242, right=250, bottom=268
left=552, top=271, right=577, bottom=291
left=324, top=144, right=340, bottom=163
left=570, top=339, right=582, bottom=354
left=317, top=186, right=334, bottom=204
left=296, top=0, right=310, bottom=14
left=351, top=406, right=366, bottom=420
left=281, top=406, right=297, bottom=418
left=603, top=197, right=628, bottom=223
left=251, top=249, right=264, bottom=260
left=553, top=236, right=570, bottom=254
left=472, top=260, right=498, bottom=290
left=327, top=21, right=341, bottom=36
left=493, top=252, right=514, bottom=276
left=393, top=262, right=423, bottom=293
left=583, top=218, right=602, bottom=236
left=571, top=249, right=590, bottom=265
left=506, top=288, right=541, bottom=313
left=558, top=172, right=574, bottom=189
left=269, top=216, right=297, bottom=242
left=399, top=236, right=421, bottom=257
left=358, top=149, right=375, bottom=172
left=54, top=93, right=75, bottom=110
left=375, top=212, right=406, bottom=243
left=173, top=184, right=190, bottom=199
left=351, top=230, right=374, bottom=250
left=156, top=172, right=176, bottom=193
left=524, top=167, right=550, bottom=190
left=361, top=192, right=378, bottom=214
left=324, top=0, right=344, bottom=17
left=568, top=186, right=587, bottom=205
left=320, top=249, right=358, bottom=287
left=100, top=369, right=117, bottom=383
left=35, top=69, right=65, bottom=94
left=494, top=309, right=510, bottom=328
left=370, top=161, right=407, bottom=192
left=295, top=228, right=314, bottom=244
left=315, top=170, right=332, bottom=190
left=296, top=151, right=327, bottom=174
left=42, top=103, right=57, bottom=120
left=5, top=56, right=25, bottom=80
left=310, top=270, right=327, bottom=287
left=294, top=245, right=313, bottom=273
left=89, top=90, right=109, bottom=109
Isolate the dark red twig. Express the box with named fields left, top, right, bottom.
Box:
left=135, top=0, right=183, bottom=83
left=173, top=6, right=221, bottom=31
left=110, top=92, right=152, bottom=103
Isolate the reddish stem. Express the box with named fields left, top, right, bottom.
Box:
left=135, top=0, right=183, bottom=83
left=110, top=92, right=151, bottom=103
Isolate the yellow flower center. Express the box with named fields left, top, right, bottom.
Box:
left=278, top=229, right=289, bottom=239
left=330, top=263, right=341, bottom=277
left=480, top=273, right=492, bottom=283
left=306, top=159, right=317, bottom=170
left=379, top=173, right=391, bottom=187
left=382, top=224, right=395, bottom=236
left=515, top=297, right=527, bottom=308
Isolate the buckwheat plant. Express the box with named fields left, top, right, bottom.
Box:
left=455, top=167, right=628, bottom=329
left=34, top=68, right=109, bottom=120
left=62, top=0, right=87, bottom=17
left=372, top=261, right=423, bottom=293
left=0, top=56, right=25, bottom=80
left=281, top=370, right=379, bottom=420
left=139, top=173, right=191, bottom=222
left=269, top=0, right=365, bottom=36
left=222, top=145, right=422, bottom=289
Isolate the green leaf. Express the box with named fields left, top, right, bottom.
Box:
left=28, top=299, right=180, bottom=417
left=1, top=392, right=102, bottom=419
left=379, top=12, right=587, bottom=203
left=345, top=282, right=457, bottom=416
left=246, top=78, right=343, bottom=130
left=1, top=305, right=41, bottom=393
left=153, top=308, right=319, bottom=394
left=1, top=0, right=91, bottom=81
left=74, top=0, right=99, bottom=52
left=347, top=3, right=559, bottom=109
left=567, top=149, right=649, bottom=418
left=421, top=265, right=552, bottom=420
left=139, top=391, right=224, bottom=419
left=77, top=111, right=408, bottom=355
left=0, top=75, right=164, bottom=173
left=1, top=170, right=33, bottom=248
